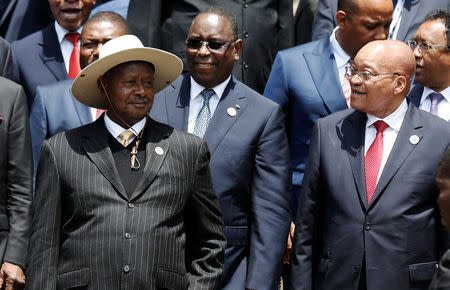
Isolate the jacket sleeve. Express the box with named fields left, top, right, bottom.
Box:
left=186, top=140, right=226, bottom=290
left=287, top=120, right=323, bottom=290
left=3, top=84, right=33, bottom=268
left=26, top=141, right=61, bottom=290
left=246, top=104, right=292, bottom=290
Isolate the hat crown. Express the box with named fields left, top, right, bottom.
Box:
left=99, top=35, right=144, bottom=59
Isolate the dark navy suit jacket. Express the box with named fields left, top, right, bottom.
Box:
left=11, top=24, right=68, bottom=107
left=151, top=74, right=291, bottom=290
left=29, top=79, right=92, bottom=173
left=290, top=103, right=450, bottom=290
left=263, top=33, right=347, bottom=212
left=408, top=83, right=425, bottom=108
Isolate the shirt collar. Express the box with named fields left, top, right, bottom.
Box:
left=54, top=21, right=83, bottom=44
left=330, top=27, right=351, bottom=70
left=190, top=75, right=231, bottom=101
left=420, top=86, right=450, bottom=106
left=103, top=113, right=147, bottom=139
left=366, top=98, right=408, bottom=132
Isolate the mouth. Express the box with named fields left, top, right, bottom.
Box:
left=60, top=8, right=82, bottom=19
left=415, top=63, right=424, bottom=72
left=351, top=88, right=366, bottom=97
left=194, top=62, right=216, bottom=69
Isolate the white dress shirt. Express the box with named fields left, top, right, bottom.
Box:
left=187, top=76, right=231, bottom=134
left=419, top=86, right=450, bottom=121
left=330, top=26, right=351, bottom=85
left=364, top=98, right=408, bottom=183
left=54, top=21, right=82, bottom=74
left=104, top=113, right=146, bottom=144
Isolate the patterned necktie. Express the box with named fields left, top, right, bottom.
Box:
left=119, top=130, right=135, bottom=147
left=193, top=89, right=215, bottom=138
left=341, top=75, right=351, bottom=108
left=65, top=32, right=81, bottom=79
left=429, top=92, right=444, bottom=116
left=365, top=120, right=389, bottom=204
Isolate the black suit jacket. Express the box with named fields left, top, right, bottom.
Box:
left=26, top=117, right=226, bottom=290
left=0, top=77, right=32, bottom=268
left=127, top=0, right=294, bottom=94
left=429, top=249, right=450, bottom=290
left=290, top=103, right=450, bottom=290
left=0, top=36, right=13, bottom=80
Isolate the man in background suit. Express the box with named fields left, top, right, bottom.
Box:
left=11, top=0, right=96, bottom=107
left=430, top=147, right=450, bottom=290
left=311, top=0, right=449, bottom=42
left=0, top=37, right=12, bottom=79
left=264, top=0, right=393, bottom=254
left=29, top=11, right=130, bottom=175
left=408, top=9, right=450, bottom=121
left=26, top=34, right=226, bottom=289
left=127, top=0, right=293, bottom=94
left=290, top=40, right=450, bottom=290
left=151, top=8, right=291, bottom=289
left=0, top=78, right=32, bottom=289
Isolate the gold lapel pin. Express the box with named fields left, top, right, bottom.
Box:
left=409, top=135, right=420, bottom=145
left=155, top=146, right=164, bottom=155
left=227, top=107, right=237, bottom=117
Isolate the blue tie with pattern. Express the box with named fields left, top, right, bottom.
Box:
left=193, top=89, right=215, bottom=138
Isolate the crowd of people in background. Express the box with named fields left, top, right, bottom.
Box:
left=0, top=0, right=449, bottom=289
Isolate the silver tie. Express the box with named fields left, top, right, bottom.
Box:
left=193, top=89, right=215, bottom=138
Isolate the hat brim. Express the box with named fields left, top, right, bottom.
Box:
left=71, top=47, right=183, bottom=109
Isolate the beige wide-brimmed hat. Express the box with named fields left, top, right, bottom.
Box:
left=72, top=35, right=183, bottom=109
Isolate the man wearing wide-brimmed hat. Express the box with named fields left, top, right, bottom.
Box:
left=26, top=35, right=226, bottom=290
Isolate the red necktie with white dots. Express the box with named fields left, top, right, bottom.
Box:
left=365, top=120, right=389, bottom=203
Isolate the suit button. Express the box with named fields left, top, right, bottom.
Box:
left=243, top=31, right=249, bottom=38
left=128, top=203, right=135, bottom=208
left=354, top=265, right=360, bottom=272
left=123, top=265, right=130, bottom=273
left=364, top=223, right=371, bottom=230
left=244, top=64, right=249, bottom=69
left=319, top=113, right=326, bottom=118
left=125, top=233, right=131, bottom=239
left=244, top=3, right=248, bottom=7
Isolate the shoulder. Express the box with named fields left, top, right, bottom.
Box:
left=277, top=36, right=329, bottom=58
left=11, top=25, right=48, bottom=49
left=0, top=77, right=25, bottom=101
left=36, top=80, right=72, bottom=98
left=412, top=104, right=450, bottom=132
left=319, top=108, right=357, bottom=127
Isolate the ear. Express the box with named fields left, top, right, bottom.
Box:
left=336, top=10, right=349, bottom=30
left=393, top=75, right=408, bottom=95
left=233, top=39, right=243, bottom=61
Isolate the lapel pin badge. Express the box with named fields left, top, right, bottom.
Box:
left=227, top=107, right=237, bottom=117
left=155, top=146, right=164, bottom=156
left=409, top=135, right=420, bottom=145
left=235, top=104, right=241, bottom=109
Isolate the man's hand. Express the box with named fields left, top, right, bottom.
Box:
left=0, top=262, right=25, bottom=290
left=283, top=222, right=295, bottom=264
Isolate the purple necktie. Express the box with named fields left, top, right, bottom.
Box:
left=429, top=92, right=444, bottom=116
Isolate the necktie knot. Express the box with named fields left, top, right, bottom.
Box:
left=201, top=89, right=215, bottom=103
left=65, top=32, right=80, bottom=45
left=119, top=130, right=135, bottom=147
left=373, top=120, right=389, bottom=134
left=429, top=92, right=444, bottom=116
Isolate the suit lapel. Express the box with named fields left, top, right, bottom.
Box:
left=203, top=77, right=247, bottom=156
left=369, top=103, right=423, bottom=208
left=166, top=74, right=190, bottom=131
left=39, top=25, right=68, bottom=81
left=342, top=110, right=369, bottom=208
left=304, top=36, right=348, bottom=114
left=130, top=119, right=171, bottom=200
left=407, top=84, right=424, bottom=108
left=81, top=117, right=128, bottom=200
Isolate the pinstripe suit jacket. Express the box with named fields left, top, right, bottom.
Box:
left=26, top=117, right=226, bottom=290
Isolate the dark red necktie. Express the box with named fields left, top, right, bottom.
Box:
left=65, top=32, right=81, bottom=79
left=365, top=120, right=389, bottom=204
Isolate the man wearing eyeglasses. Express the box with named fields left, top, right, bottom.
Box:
left=408, top=9, right=450, bottom=121
left=289, top=39, right=450, bottom=290
left=151, top=7, right=291, bottom=290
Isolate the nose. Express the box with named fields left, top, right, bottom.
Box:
left=197, top=42, right=211, bottom=56
left=374, top=26, right=389, bottom=40
left=413, top=46, right=422, bottom=58
left=93, top=44, right=102, bottom=59
left=348, top=73, right=362, bottom=85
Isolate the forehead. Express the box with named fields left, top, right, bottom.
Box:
left=188, top=13, right=233, bottom=39
left=82, top=21, right=123, bottom=38
left=415, top=20, right=447, bottom=42
left=353, top=0, right=393, bottom=21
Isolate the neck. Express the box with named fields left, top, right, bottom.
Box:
left=335, top=29, right=355, bottom=58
